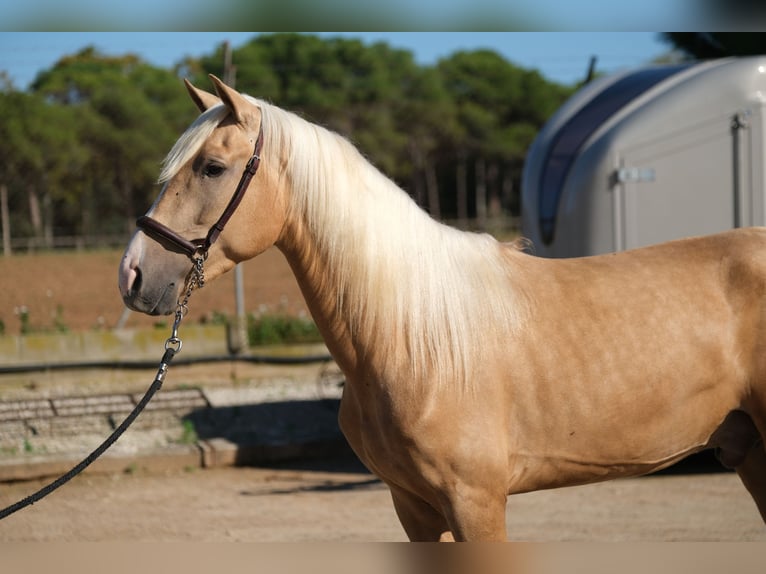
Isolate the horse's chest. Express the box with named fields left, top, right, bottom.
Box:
left=336, top=383, right=428, bottom=484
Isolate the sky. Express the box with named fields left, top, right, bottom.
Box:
left=0, top=32, right=671, bottom=91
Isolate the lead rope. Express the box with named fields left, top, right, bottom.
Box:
left=0, top=254, right=206, bottom=521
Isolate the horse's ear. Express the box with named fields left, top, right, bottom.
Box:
left=184, top=78, right=220, bottom=113
left=208, top=74, right=258, bottom=127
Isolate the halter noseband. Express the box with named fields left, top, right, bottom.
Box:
left=136, top=127, right=264, bottom=260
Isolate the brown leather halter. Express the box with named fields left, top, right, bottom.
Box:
left=136, top=127, right=264, bottom=260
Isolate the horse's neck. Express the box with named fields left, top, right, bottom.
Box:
left=279, top=227, right=359, bottom=375
left=277, top=171, right=433, bottom=378
left=273, top=125, right=523, bottom=388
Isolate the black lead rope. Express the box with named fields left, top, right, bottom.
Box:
left=0, top=349, right=174, bottom=520
left=0, top=255, right=203, bottom=521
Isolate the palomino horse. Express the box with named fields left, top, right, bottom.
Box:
left=120, top=76, right=766, bottom=541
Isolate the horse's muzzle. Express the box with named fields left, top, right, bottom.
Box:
left=122, top=282, right=177, bottom=316
left=119, top=253, right=179, bottom=316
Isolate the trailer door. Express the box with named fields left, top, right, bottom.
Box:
left=616, top=113, right=747, bottom=251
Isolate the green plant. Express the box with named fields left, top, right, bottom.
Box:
left=53, top=304, right=68, bottom=333
left=247, top=313, right=322, bottom=346
left=178, top=419, right=198, bottom=445
left=16, top=306, right=30, bottom=335
left=0, top=445, right=19, bottom=456
left=209, top=310, right=229, bottom=326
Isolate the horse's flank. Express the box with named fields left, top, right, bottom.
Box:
left=503, top=230, right=765, bottom=490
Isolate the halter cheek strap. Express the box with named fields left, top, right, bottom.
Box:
left=136, top=127, right=264, bottom=260
left=134, top=216, right=203, bottom=257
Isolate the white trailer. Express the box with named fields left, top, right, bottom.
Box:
left=521, top=56, right=766, bottom=257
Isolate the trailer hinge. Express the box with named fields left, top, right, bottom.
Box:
left=732, top=111, right=750, bottom=131
left=614, top=167, right=655, bottom=184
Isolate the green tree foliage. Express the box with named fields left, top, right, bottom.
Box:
left=0, top=35, right=573, bottom=248
left=438, top=50, right=572, bottom=219
left=31, top=47, right=197, bottom=237
left=0, top=89, right=89, bottom=241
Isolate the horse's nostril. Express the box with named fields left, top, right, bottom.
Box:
left=119, top=258, right=141, bottom=299
left=131, top=266, right=143, bottom=294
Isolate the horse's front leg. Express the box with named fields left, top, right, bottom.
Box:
left=390, top=480, right=508, bottom=540
left=389, top=479, right=508, bottom=541
left=441, top=483, right=508, bottom=541
left=389, top=485, right=455, bottom=541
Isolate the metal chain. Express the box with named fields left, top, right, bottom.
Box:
left=165, top=254, right=206, bottom=355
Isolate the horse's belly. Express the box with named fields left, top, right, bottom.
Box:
left=504, top=362, right=742, bottom=493
left=505, top=440, right=706, bottom=494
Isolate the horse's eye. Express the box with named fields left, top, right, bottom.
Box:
left=203, top=163, right=225, bottom=178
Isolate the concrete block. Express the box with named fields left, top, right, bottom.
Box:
left=199, top=438, right=239, bottom=468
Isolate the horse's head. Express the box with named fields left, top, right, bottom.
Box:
left=118, top=76, right=287, bottom=315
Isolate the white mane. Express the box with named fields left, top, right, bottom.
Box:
left=161, top=94, right=528, bottom=389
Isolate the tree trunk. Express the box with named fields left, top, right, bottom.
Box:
left=1, top=184, right=10, bottom=257
left=42, top=193, right=53, bottom=248
left=412, top=172, right=426, bottom=209
left=487, top=161, right=501, bottom=218
left=475, top=157, right=487, bottom=229
left=409, top=141, right=427, bottom=209
left=456, top=154, right=468, bottom=224
left=410, top=139, right=440, bottom=218
left=425, top=161, right=440, bottom=220
left=502, top=168, right=515, bottom=215
left=28, top=185, right=42, bottom=242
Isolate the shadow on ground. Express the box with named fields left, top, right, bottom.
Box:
left=183, top=396, right=382, bottom=496
left=184, top=397, right=366, bottom=471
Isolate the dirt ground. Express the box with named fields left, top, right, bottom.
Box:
left=0, top=454, right=763, bottom=542
left=0, top=247, right=308, bottom=334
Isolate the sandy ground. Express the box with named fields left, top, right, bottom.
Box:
left=0, top=454, right=763, bottom=542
